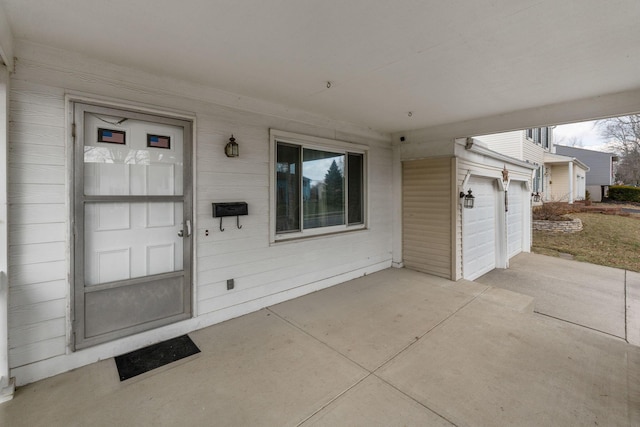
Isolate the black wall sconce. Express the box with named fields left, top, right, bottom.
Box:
left=532, top=192, right=541, bottom=202
left=460, top=189, right=475, bottom=209
left=225, top=135, right=239, bottom=157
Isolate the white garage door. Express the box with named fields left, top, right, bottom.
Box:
left=463, top=177, right=497, bottom=280
left=507, top=182, right=525, bottom=258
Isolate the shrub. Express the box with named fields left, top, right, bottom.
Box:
left=533, top=202, right=573, bottom=221
left=608, top=185, right=640, bottom=203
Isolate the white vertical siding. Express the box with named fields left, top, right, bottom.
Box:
left=7, top=41, right=393, bottom=384
left=402, top=158, right=453, bottom=279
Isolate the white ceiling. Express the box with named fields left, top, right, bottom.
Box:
left=1, top=0, right=639, bottom=133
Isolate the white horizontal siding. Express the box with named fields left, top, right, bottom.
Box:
left=8, top=73, right=68, bottom=381
left=475, top=131, right=523, bottom=160
left=523, top=139, right=545, bottom=165
left=548, top=165, right=570, bottom=201
left=7, top=41, right=393, bottom=383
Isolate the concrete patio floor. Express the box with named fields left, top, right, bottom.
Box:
left=1, top=266, right=639, bottom=426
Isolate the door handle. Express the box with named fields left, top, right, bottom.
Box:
left=178, top=220, right=191, bottom=238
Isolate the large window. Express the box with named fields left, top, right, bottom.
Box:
left=271, top=130, right=366, bottom=240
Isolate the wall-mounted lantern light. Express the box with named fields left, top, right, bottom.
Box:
left=460, top=189, right=475, bottom=209
left=532, top=192, right=541, bottom=202
left=225, top=135, right=239, bottom=157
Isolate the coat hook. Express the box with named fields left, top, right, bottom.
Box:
left=237, top=216, right=242, bottom=229
left=219, top=217, right=225, bottom=232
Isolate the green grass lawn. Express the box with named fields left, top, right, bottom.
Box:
left=532, top=212, right=640, bottom=272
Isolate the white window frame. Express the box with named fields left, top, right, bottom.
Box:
left=269, top=129, right=368, bottom=243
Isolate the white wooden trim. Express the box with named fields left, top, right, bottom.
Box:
left=0, top=9, right=13, bottom=71
left=0, top=65, right=13, bottom=402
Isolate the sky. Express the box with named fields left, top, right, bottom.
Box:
left=553, top=120, right=617, bottom=152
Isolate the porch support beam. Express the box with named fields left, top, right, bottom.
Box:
left=391, top=142, right=403, bottom=268
left=568, top=162, right=574, bottom=204
left=0, top=64, right=13, bottom=403
left=0, top=6, right=14, bottom=71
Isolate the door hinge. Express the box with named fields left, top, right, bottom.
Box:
left=71, top=122, right=76, bottom=139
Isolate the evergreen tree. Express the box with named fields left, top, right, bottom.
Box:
left=324, top=160, right=344, bottom=210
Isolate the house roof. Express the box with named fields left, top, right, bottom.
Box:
left=1, top=1, right=640, bottom=134
left=543, top=152, right=590, bottom=171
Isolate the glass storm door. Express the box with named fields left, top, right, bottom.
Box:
left=73, top=103, right=193, bottom=349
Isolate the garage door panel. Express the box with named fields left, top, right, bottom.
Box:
left=463, top=177, right=496, bottom=280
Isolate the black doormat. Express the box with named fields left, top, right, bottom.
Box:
left=114, top=335, right=201, bottom=381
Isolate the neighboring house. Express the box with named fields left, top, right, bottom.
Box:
left=555, top=146, right=618, bottom=202
left=475, top=128, right=590, bottom=203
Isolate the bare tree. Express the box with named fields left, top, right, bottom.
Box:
left=565, top=136, right=584, bottom=147
left=597, top=115, right=640, bottom=185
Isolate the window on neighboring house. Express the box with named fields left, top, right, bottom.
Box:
left=541, top=127, right=549, bottom=149
left=526, top=128, right=546, bottom=145
left=271, top=130, right=367, bottom=241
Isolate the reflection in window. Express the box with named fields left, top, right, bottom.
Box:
left=303, top=149, right=344, bottom=229
left=275, top=141, right=365, bottom=237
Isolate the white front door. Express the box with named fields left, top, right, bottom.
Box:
left=463, top=177, right=497, bottom=280
left=73, top=103, right=193, bottom=349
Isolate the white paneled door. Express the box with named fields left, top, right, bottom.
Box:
left=462, top=177, right=497, bottom=280
left=73, top=103, right=192, bottom=349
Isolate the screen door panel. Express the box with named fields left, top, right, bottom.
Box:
left=74, top=104, right=192, bottom=349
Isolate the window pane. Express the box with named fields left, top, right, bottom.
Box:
left=303, top=149, right=345, bottom=229
left=348, top=153, right=364, bottom=225
left=276, top=143, right=300, bottom=232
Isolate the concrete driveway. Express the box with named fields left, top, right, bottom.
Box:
left=1, top=266, right=639, bottom=426
left=476, top=252, right=640, bottom=345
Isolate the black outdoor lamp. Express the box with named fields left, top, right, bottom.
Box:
left=460, top=189, right=475, bottom=209
left=532, top=192, right=541, bottom=202
left=225, top=135, right=239, bottom=157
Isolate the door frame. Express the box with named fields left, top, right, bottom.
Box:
left=70, top=101, right=194, bottom=350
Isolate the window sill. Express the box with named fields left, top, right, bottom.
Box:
left=270, top=226, right=368, bottom=245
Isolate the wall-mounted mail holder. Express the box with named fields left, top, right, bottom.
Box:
left=212, top=202, right=248, bottom=232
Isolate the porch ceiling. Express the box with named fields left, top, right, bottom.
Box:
left=1, top=0, right=639, bottom=134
